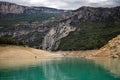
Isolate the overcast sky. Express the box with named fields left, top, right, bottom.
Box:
left=0, top=0, right=120, bottom=10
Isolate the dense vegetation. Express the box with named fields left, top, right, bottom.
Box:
left=0, top=37, right=26, bottom=46
left=58, top=20, right=120, bottom=51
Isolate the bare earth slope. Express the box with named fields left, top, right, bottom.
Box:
left=95, top=35, right=120, bottom=58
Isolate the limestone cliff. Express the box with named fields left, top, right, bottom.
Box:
left=42, top=23, right=76, bottom=51
left=0, top=2, right=24, bottom=14
left=95, top=35, right=120, bottom=58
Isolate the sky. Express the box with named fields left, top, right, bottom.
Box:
left=0, top=0, right=120, bottom=10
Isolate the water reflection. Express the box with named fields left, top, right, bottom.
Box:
left=93, top=58, right=120, bottom=78
left=0, top=58, right=120, bottom=80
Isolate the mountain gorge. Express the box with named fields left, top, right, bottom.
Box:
left=0, top=1, right=120, bottom=51
left=43, top=6, right=120, bottom=51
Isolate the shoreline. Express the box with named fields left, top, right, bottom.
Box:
left=0, top=45, right=99, bottom=59
left=0, top=45, right=117, bottom=60
left=0, top=45, right=119, bottom=69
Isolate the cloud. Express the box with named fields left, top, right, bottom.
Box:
left=0, top=0, right=120, bottom=10
left=88, top=0, right=108, bottom=3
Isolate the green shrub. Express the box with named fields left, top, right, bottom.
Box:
left=0, top=37, right=26, bottom=46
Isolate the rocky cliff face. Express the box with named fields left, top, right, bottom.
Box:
left=0, top=21, right=52, bottom=48
left=0, top=2, right=25, bottom=14
left=42, top=23, right=76, bottom=51
left=95, top=35, right=120, bottom=58
left=61, top=6, right=120, bottom=25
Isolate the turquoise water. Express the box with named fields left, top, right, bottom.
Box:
left=0, top=58, right=120, bottom=80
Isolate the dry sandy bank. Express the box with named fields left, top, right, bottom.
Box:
left=0, top=46, right=63, bottom=69
left=0, top=46, right=63, bottom=59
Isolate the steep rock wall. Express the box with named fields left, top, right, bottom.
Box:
left=42, top=23, right=76, bottom=51
left=0, top=2, right=24, bottom=14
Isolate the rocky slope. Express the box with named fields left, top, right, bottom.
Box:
left=95, top=35, right=120, bottom=58
left=61, top=6, right=120, bottom=22
left=0, top=1, right=64, bottom=49
left=60, top=7, right=120, bottom=50
left=42, top=6, right=120, bottom=51
left=0, top=21, right=56, bottom=48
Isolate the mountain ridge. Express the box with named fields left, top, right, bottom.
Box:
left=0, top=1, right=64, bottom=15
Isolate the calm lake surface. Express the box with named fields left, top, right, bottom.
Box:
left=0, top=58, right=120, bottom=80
